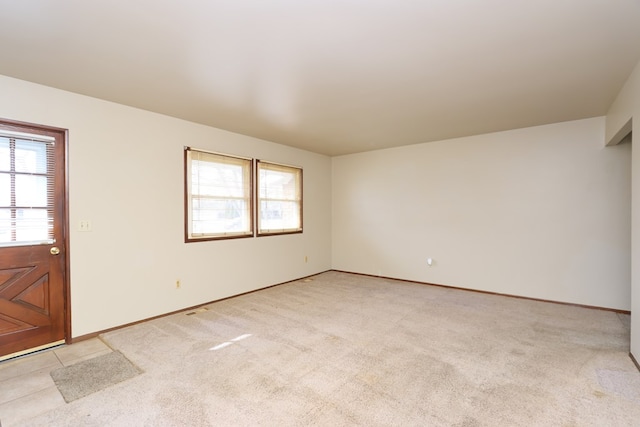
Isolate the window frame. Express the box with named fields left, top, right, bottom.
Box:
left=256, top=160, right=303, bottom=237
left=184, top=147, right=254, bottom=242
left=0, top=131, right=56, bottom=247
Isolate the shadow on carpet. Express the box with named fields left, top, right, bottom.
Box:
left=50, top=351, right=141, bottom=402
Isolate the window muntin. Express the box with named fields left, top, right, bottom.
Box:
left=257, top=161, right=302, bottom=235
left=185, top=148, right=253, bottom=241
left=0, top=133, right=55, bottom=247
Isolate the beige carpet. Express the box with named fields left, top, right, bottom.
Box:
left=21, top=271, right=640, bottom=426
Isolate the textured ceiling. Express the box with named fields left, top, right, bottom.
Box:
left=0, top=0, right=639, bottom=156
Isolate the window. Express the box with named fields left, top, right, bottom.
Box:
left=185, top=148, right=253, bottom=241
left=257, top=160, right=302, bottom=235
left=0, top=131, right=55, bottom=247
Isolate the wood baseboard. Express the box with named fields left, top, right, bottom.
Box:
left=69, top=268, right=640, bottom=376
left=630, top=352, right=640, bottom=372
left=72, top=269, right=631, bottom=344
left=70, top=271, right=331, bottom=344
left=331, top=269, right=631, bottom=314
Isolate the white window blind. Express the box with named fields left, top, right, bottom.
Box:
left=0, top=132, right=55, bottom=247
left=257, top=161, right=302, bottom=235
left=186, top=148, right=253, bottom=240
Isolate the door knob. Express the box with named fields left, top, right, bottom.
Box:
left=50, top=247, right=60, bottom=255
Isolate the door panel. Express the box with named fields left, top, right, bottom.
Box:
left=0, top=246, right=64, bottom=354
left=0, top=120, right=67, bottom=358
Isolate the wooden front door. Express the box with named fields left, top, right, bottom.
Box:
left=0, top=119, right=68, bottom=359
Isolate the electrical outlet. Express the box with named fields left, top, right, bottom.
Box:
left=79, top=220, right=92, bottom=232
left=176, top=280, right=181, bottom=289
left=304, top=255, right=308, bottom=263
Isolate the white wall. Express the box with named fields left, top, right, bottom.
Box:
left=332, top=117, right=631, bottom=310
left=1, top=69, right=634, bottom=350
left=606, top=59, right=640, bottom=362
left=0, top=75, right=332, bottom=337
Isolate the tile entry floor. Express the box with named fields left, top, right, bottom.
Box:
left=0, top=339, right=112, bottom=426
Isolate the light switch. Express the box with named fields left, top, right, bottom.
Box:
left=79, top=220, right=92, bottom=232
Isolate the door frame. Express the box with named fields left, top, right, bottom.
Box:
left=0, top=116, right=71, bottom=351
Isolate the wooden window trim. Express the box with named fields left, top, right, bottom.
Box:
left=184, top=147, right=254, bottom=242
left=256, top=160, right=303, bottom=237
